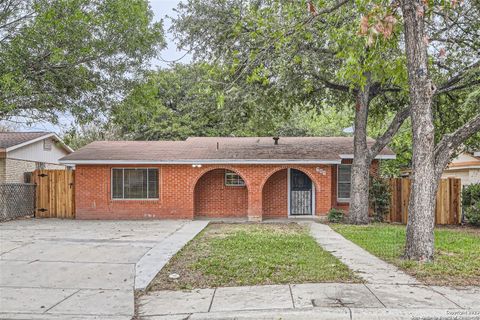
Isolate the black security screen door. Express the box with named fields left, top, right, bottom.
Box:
left=290, top=169, right=313, bottom=215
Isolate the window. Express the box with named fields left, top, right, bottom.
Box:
left=337, top=164, right=351, bottom=202
left=43, top=139, right=52, bottom=151
left=24, top=172, right=33, bottom=184
left=112, top=168, right=159, bottom=199
left=225, top=171, right=245, bottom=187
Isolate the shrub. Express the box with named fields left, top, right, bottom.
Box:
left=462, top=183, right=480, bottom=208
left=327, top=208, right=345, bottom=223
left=369, top=176, right=391, bottom=222
left=465, top=202, right=480, bottom=226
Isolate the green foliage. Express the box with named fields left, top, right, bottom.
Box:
left=276, top=104, right=354, bottom=137
left=369, top=176, right=390, bottom=222
left=62, top=123, right=122, bottom=150
left=111, top=62, right=357, bottom=140
left=0, top=0, right=165, bottom=123
left=463, top=183, right=480, bottom=226
left=327, top=208, right=345, bottom=223
left=150, top=223, right=358, bottom=290
left=465, top=202, right=480, bottom=227
left=332, top=224, right=480, bottom=286
left=463, top=183, right=480, bottom=208
left=112, top=63, right=293, bottom=140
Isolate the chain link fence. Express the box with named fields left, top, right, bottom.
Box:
left=0, top=183, right=36, bottom=221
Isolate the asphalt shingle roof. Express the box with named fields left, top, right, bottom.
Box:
left=0, top=132, right=50, bottom=150
left=60, top=137, right=395, bottom=163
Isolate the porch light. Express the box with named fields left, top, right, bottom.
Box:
left=192, top=164, right=202, bottom=168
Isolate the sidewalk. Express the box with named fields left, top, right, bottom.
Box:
left=137, top=222, right=480, bottom=319
left=138, top=283, right=480, bottom=319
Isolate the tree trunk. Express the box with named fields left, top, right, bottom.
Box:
left=348, top=81, right=372, bottom=224
left=401, top=0, right=437, bottom=261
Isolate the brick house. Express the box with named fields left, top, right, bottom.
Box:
left=0, top=132, right=73, bottom=183
left=60, top=137, right=394, bottom=221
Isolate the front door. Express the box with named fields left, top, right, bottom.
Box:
left=289, top=169, right=313, bottom=215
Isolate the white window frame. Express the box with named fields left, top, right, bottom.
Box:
left=111, top=168, right=159, bottom=200
left=224, top=171, right=246, bottom=187
left=337, top=164, right=352, bottom=203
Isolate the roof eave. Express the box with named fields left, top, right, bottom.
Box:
left=5, top=133, right=74, bottom=153
left=339, top=154, right=396, bottom=160
left=59, top=159, right=342, bottom=165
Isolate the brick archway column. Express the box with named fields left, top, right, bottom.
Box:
left=247, top=184, right=263, bottom=222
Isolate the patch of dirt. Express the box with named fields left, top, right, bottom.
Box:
left=436, top=225, right=480, bottom=236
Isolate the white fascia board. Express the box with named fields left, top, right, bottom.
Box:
left=445, top=165, right=480, bottom=171
left=6, top=133, right=74, bottom=153
left=339, top=154, right=396, bottom=160
left=59, top=159, right=342, bottom=165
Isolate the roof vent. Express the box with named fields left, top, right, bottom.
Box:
left=273, top=137, right=279, bottom=145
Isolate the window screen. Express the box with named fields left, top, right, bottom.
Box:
left=225, top=171, right=245, bottom=186
left=337, top=165, right=351, bottom=201
left=112, top=168, right=158, bottom=199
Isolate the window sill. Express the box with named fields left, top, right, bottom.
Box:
left=111, top=198, right=159, bottom=201
left=337, top=199, right=350, bottom=203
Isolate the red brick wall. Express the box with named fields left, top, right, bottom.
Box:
left=194, top=169, right=248, bottom=217
left=262, top=170, right=288, bottom=218
left=331, top=159, right=380, bottom=213
left=75, top=163, right=334, bottom=220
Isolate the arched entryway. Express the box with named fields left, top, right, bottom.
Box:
left=194, top=169, right=248, bottom=218
left=262, top=168, right=316, bottom=218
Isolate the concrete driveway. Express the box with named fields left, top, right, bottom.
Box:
left=0, top=219, right=207, bottom=320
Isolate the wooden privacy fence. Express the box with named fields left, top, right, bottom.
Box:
left=388, top=178, right=461, bottom=225
left=33, top=169, right=75, bottom=219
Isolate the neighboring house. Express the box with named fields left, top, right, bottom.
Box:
left=0, top=132, right=73, bottom=183
left=60, top=137, right=395, bottom=221
left=442, top=152, right=480, bottom=186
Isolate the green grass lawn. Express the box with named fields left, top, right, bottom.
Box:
left=331, top=223, right=480, bottom=286
left=149, top=223, right=359, bottom=290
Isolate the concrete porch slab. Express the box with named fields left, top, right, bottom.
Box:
left=210, top=284, right=293, bottom=312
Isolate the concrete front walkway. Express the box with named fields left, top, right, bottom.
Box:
left=138, top=222, right=480, bottom=319
left=307, top=222, right=418, bottom=284
left=0, top=219, right=207, bottom=320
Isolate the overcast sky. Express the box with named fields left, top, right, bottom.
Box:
left=10, top=0, right=189, bottom=133
left=150, top=0, right=192, bottom=68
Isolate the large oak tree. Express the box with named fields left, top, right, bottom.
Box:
left=0, top=0, right=165, bottom=124
left=171, top=0, right=410, bottom=223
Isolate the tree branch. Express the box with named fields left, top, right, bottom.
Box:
left=434, top=112, right=480, bottom=176
left=368, top=106, right=410, bottom=161
left=435, top=61, right=480, bottom=95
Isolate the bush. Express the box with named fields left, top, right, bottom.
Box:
left=369, top=176, right=390, bottom=222
left=327, top=208, right=345, bottom=223
left=465, top=202, right=480, bottom=226
left=462, top=183, right=480, bottom=208
left=462, top=183, right=480, bottom=226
